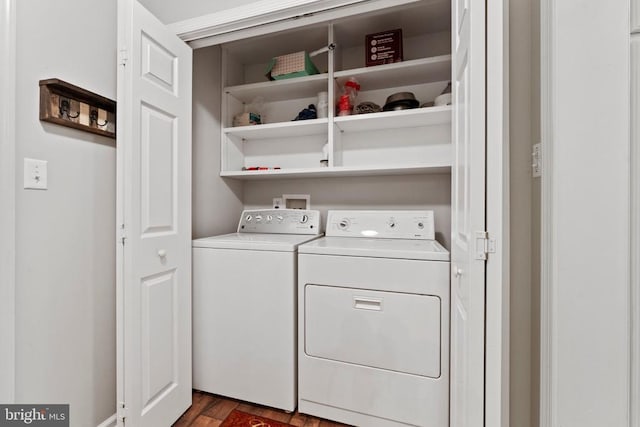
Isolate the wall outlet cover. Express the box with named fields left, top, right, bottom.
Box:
left=273, top=197, right=283, bottom=209
left=283, top=194, right=310, bottom=209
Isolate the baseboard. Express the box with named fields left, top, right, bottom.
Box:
left=96, top=413, right=116, bottom=427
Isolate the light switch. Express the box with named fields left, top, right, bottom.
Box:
left=24, top=158, right=48, bottom=190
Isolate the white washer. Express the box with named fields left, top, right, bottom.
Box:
left=298, top=210, right=450, bottom=427
left=192, top=209, right=322, bottom=412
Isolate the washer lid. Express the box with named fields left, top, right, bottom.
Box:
left=193, top=233, right=323, bottom=252
left=298, top=236, right=450, bottom=261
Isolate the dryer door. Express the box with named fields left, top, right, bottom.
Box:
left=304, top=284, right=441, bottom=378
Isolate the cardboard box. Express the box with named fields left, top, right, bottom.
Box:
left=365, top=29, right=403, bottom=66
left=265, top=51, right=319, bottom=80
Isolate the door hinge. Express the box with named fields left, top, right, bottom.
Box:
left=119, top=47, right=128, bottom=66
left=532, top=142, right=542, bottom=178
left=120, top=224, right=126, bottom=246
left=474, top=231, right=496, bottom=260
left=117, top=401, right=128, bottom=424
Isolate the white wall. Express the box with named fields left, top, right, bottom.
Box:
left=542, top=0, right=630, bottom=425
left=0, top=0, right=17, bottom=405
left=243, top=174, right=452, bottom=248
left=13, top=1, right=117, bottom=427
left=192, top=45, right=244, bottom=238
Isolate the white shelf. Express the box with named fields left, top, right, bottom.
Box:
left=224, top=118, right=328, bottom=140
left=220, top=163, right=451, bottom=180
left=334, top=56, right=451, bottom=91
left=334, top=106, right=452, bottom=132
left=224, top=74, right=329, bottom=103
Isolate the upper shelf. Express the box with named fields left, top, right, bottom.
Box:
left=224, top=118, right=328, bottom=140
left=334, top=106, right=452, bottom=133
left=224, top=73, right=329, bottom=103
left=224, top=55, right=451, bottom=104
left=334, top=55, right=451, bottom=91
left=220, top=163, right=452, bottom=180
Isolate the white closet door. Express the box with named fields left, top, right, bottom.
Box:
left=450, top=0, right=486, bottom=425
left=117, top=0, right=192, bottom=425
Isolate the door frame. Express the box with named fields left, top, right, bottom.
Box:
left=165, top=0, right=510, bottom=423
left=633, top=29, right=640, bottom=427
left=485, top=0, right=510, bottom=425
left=632, top=5, right=640, bottom=427
left=0, top=0, right=16, bottom=405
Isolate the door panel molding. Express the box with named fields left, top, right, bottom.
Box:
left=541, top=0, right=632, bottom=426
left=0, top=0, right=16, bottom=404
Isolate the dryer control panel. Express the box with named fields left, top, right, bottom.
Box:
left=326, top=210, right=435, bottom=240
left=237, top=209, right=321, bottom=234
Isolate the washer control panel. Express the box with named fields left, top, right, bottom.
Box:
left=237, top=209, right=321, bottom=234
left=326, top=210, right=435, bottom=240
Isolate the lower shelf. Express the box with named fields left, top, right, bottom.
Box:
left=220, top=163, right=451, bottom=180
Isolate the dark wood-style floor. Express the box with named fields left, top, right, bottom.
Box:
left=173, top=390, right=351, bottom=427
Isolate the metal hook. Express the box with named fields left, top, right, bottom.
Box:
left=59, top=98, right=80, bottom=119
left=90, top=109, right=108, bottom=127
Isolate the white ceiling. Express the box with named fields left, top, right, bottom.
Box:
left=139, top=0, right=259, bottom=24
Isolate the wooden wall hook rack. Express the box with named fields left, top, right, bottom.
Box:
left=39, top=78, right=116, bottom=139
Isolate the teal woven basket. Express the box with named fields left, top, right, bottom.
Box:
left=265, top=51, right=319, bottom=80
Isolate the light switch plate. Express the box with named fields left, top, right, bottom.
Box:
left=24, top=158, right=48, bottom=190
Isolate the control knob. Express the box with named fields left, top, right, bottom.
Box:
left=338, top=219, right=350, bottom=230
left=300, top=214, right=309, bottom=224
left=245, top=214, right=253, bottom=222
left=276, top=215, right=284, bottom=222
left=255, top=215, right=262, bottom=222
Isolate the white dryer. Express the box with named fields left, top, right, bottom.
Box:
left=297, top=210, right=450, bottom=427
left=192, top=209, right=322, bottom=412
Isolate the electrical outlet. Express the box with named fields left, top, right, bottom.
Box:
left=273, top=198, right=283, bottom=209
left=283, top=194, right=310, bottom=209
left=24, top=158, right=48, bottom=190
left=532, top=143, right=542, bottom=178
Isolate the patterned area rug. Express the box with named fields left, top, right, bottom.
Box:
left=219, top=410, right=293, bottom=427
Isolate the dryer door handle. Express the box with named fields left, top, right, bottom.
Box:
left=353, top=297, right=383, bottom=311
